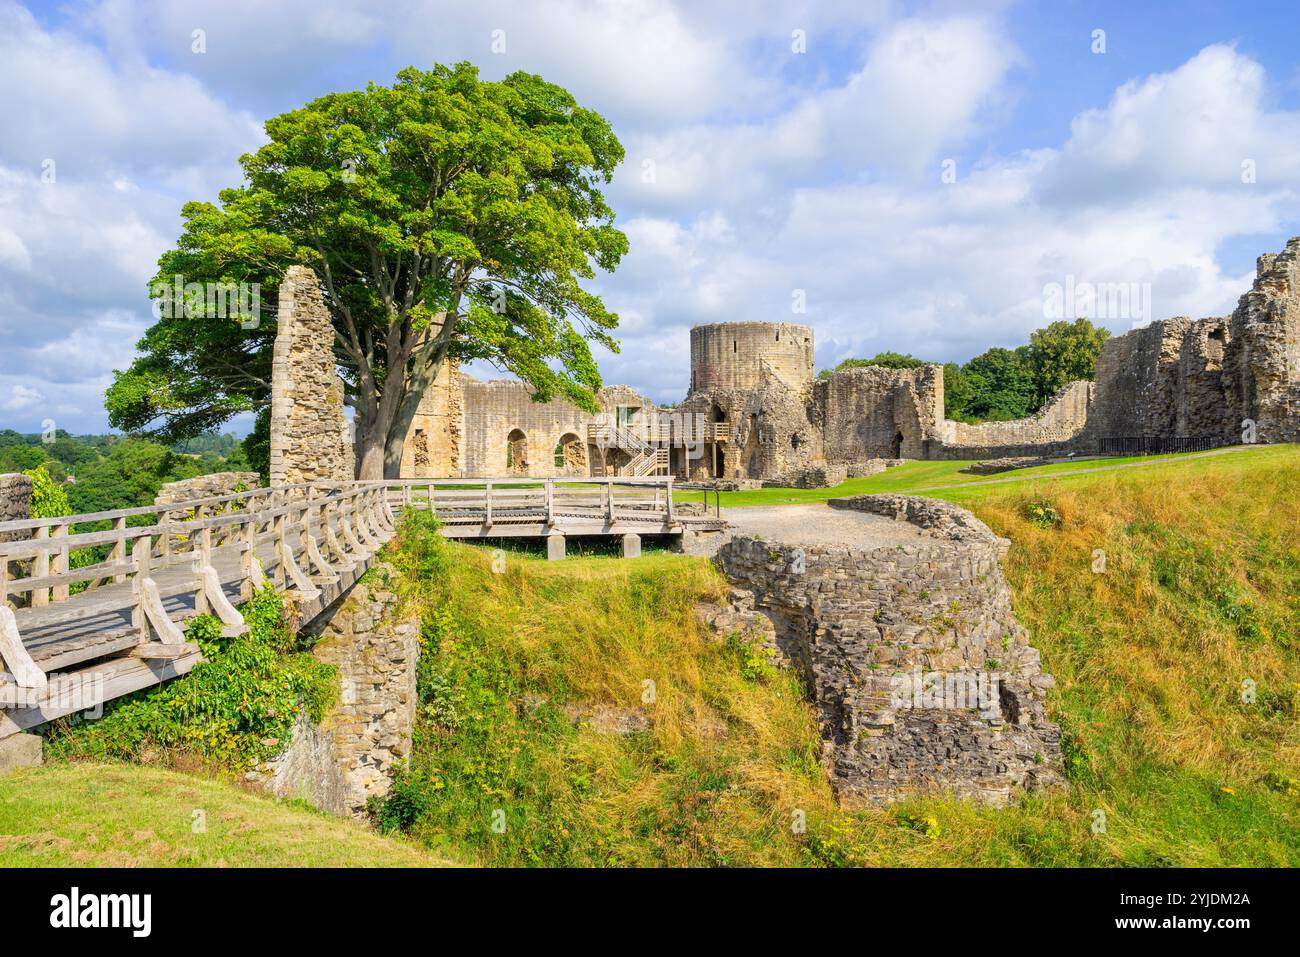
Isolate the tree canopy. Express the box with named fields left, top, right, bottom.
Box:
left=108, top=62, right=629, bottom=478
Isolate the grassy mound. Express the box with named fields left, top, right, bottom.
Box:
left=377, top=448, right=1300, bottom=866
left=0, top=762, right=454, bottom=867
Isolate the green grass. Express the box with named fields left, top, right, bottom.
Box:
left=376, top=445, right=1300, bottom=866
left=8, top=444, right=1296, bottom=867
left=0, top=762, right=456, bottom=866
left=692, top=444, right=1280, bottom=508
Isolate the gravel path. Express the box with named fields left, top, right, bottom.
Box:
left=722, top=503, right=927, bottom=548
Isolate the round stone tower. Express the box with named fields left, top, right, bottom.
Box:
left=689, top=321, right=815, bottom=394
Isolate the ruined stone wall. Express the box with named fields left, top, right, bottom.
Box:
left=304, top=569, right=420, bottom=815
left=399, top=359, right=463, bottom=478
left=690, top=322, right=815, bottom=393
left=1084, top=318, right=1233, bottom=441
left=154, top=472, right=261, bottom=508
left=1226, top=239, right=1300, bottom=444
left=930, top=381, right=1093, bottom=459
left=269, top=265, right=353, bottom=485
left=716, top=494, right=1061, bottom=806
left=814, top=365, right=944, bottom=463
left=458, top=378, right=653, bottom=477
left=679, top=359, right=822, bottom=481
left=0, top=473, right=32, bottom=545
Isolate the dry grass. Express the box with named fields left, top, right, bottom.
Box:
left=387, top=447, right=1300, bottom=867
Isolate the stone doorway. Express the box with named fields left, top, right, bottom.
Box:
left=506, top=429, right=528, bottom=474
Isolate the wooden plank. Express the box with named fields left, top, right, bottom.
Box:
left=131, top=641, right=198, bottom=660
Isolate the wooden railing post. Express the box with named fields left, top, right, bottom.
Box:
left=111, top=515, right=128, bottom=583
left=31, top=526, right=49, bottom=608
left=51, top=522, right=69, bottom=603
left=484, top=482, right=493, bottom=529
left=132, top=534, right=151, bottom=640
left=545, top=479, right=554, bottom=527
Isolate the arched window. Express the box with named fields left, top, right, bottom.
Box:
left=555, top=432, right=584, bottom=473
left=506, top=429, right=528, bottom=473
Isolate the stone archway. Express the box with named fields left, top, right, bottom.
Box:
left=506, top=429, right=528, bottom=474
left=555, top=432, right=586, bottom=475
left=891, top=431, right=904, bottom=459
left=710, top=403, right=727, bottom=478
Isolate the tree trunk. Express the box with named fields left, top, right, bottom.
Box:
left=383, top=355, right=448, bottom=479
left=356, top=425, right=387, bottom=480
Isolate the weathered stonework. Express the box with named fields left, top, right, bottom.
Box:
left=0, top=473, right=32, bottom=545
left=154, top=471, right=260, bottom=508
left=400, top=358, right=463, bottom=478
left=304, top=570, right=420, bottom=815
left=933, top=381, right=1093, bottom=458
left=716, top=495, right=1062, bottom=806
left=266, top=242, right=1299, bottom=485
left=252, top=711, right=346, bottom=815
left=269, top=265, right=353, bottom=485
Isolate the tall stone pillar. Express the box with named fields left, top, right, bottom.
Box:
left=269, top=265, right=353, bottom=485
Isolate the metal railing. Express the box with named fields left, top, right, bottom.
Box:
left=1096, top=435, right=1233, bottom=456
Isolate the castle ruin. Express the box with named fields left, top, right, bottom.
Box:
left=266, top=238, right=1300, bottom=485
left=392, top=238, right=1299, bottom=483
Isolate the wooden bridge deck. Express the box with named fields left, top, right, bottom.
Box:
left=0, top=476, right=722, bottom=737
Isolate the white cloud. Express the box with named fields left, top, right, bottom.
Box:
left=2, top=1, right=1298, bottom=431
left=1, top=383, right=42, bottom=411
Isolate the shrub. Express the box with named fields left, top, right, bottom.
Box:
left=46, top=584, right=336, bottom=770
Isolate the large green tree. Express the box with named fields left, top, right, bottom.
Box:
left=108, top=63, right=629, bottom=478
left=1026, top=318, right=1110, bottom=405
left=962, top=346, right=1036, bottom=421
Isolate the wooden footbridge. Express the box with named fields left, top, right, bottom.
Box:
left=0, top=476, right=724, bottom=737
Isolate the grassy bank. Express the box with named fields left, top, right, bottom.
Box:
left=0, top=762, right=453, bottom=866
left=375, top=446, right=1300, bottom=865
left=692, top=443, right=1282, bottom=508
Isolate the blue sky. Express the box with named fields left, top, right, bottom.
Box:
left=2, top=0, right=1298, bottom=434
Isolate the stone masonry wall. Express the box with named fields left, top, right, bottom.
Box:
left=400, top=359, right=463, bottom=478
left=932, top=380, right=1093, bottom=458
left=690, top=321, right=815, bottom=393
left=269, top=265, right=353, bottom=485
left=1226, top=238, right=1300, bottom=444
left=304, top=569, right=420, bottom=815
left=814, top=365, right=944, bottom=462
left=459, top=378, right=653, bottom=477
left=716, top=494, right=1062, bottom=806
left=154, top=471, right=261, bottom=508
left=0, top=473, right=32, bottom=544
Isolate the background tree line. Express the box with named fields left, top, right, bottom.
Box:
left=0, top=429, right=250, bottom=518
